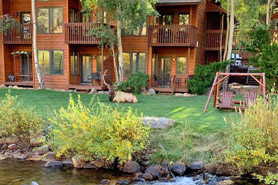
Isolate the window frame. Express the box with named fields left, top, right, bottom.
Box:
left=123, top=52, right=147, bottom=77
left=37, top=7, right=64, bottom=34
left=178, top=13, right=190, bottom=25
left=176, top=56, right=187, bottom=75
left=70, top=51, right=79, bottom=76
left=38, top=50, right=64, bottom=76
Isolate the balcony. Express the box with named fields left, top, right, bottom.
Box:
left=149, top=25, right=197, bottom=47
left=3, top=24, right=32, bottom=44
left=65, top=23, right=101, bottom=45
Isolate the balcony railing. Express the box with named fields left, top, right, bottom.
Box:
left=65, top=23, right=101, bottom=44
left=3, top=24, right=32, bottom=44
left=149, top=25, right=197, bottom=47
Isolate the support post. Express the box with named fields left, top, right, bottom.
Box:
left=204, top=73, right=219, bottom=112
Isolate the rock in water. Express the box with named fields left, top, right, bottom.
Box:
left=145, top=165, right=161, bottom=179
left=35, top=145, right=49, bottom=155
left=171, top=163, right=186, bottom=176
left=123, top=161, right=141, bottom=174
left=143, top=117, right=176, bottom=129
left=189, top=161, right=205, bottom=170
left=30, top=182, right=39, bottom=185
left=142, top=173, right=153, bottom=181
left=45, top=160, right=63, bottom=168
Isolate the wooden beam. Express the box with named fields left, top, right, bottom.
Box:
left=262, top=73, right=267, bottom=100
left=204, top=72, right=219, bottom=112
left=250, top=74, right=265, bottom=88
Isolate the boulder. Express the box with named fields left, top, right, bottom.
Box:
left=63, top=158, right=73, bottom=168
left=7, top=144, right=18, bottom=150
left=147, top=88, right=156, bottom=95
left=44, top=152, right=56, bottom=161
left=90, top=88, right=98, bottom=94
left=116, top=179, right=130, bottom=185
left=123, top=161, right=141, bottom=174
left=0, top=84, right=5, bottom=88
left=145, top=165, right=161, bottom=179
left=30, top=135, right=46, bottom=147
left=142, top=173, right=153, bottom=181
left=72, top=156, right=84, bottom=168
left=45, top=160, right=63, bottom=168
left=92, top=159, right=104, bottom=168
left=13, top=85, right=19, bottom=89
left=175, top=93, right=183, bottom=97
left=100, top=179, right=110, bottom=184
left=171, top=163, right=186, bottom=176
left=6, top=136, right=19, bottom=144
left=30, top=182, right=39, bottom=185
left=189, top=161, right=205, bottom=170
left=83, top=163, right=96, bottom=169
left=34, top=145, right=49, bottom=155
left=143, top=117, right=176, bottom=129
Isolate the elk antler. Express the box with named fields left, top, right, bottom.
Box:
left=102, top=70, right=111, bottom=89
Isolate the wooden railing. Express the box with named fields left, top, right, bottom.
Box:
left=65, top=23, right=101, bottom=44
left=3, top=24, right=32, bottom=44
left=151, top=75, right=188, bottom=92
left=206, top=30, right=226, bottom=50
left=149, top=25, right=197, bottom=47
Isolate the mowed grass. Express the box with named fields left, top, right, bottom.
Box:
left=0, top=89, right=238, bottom=164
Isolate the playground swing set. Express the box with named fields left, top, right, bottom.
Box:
left=203, top=72, right=267, bottom=112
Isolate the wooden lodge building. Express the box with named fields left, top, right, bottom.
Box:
left=0, top=0, right=232, bottom=93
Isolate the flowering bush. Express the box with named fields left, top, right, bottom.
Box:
left=48, top=96, right=150, bottom=163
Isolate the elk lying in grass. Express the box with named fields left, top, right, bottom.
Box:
left=102, top=70, right=138, bottom=103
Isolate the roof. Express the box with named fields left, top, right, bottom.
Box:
left=157, top=0, right=202, bottom=4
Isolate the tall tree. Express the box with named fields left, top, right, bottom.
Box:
left=81, top=0, right=158, bottom=86
left=32, top=0, right=45, bottom=89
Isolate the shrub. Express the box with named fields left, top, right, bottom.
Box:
left=187, top=60, right=230, bottom=95
left=225, top=96, right=278, bottom=184
left=48, top=96, right=150, bottom=163
left=118, top=72, right=149, bottom=94
left=0, top=93, right=43, bottom=145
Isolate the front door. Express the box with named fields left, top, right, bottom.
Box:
left=81, top=55, right=92, bottom=84
left=158, top=57, right=172, bottom=87
left=21, top=55, right=31, bottom=81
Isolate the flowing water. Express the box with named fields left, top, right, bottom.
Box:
left=0, top=159, right=258, bottom=185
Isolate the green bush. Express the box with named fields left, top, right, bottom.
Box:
left=225, top=96, right=278, bottom=184
left=48, top=96, right=150, bottom=163
left=187, top=60, right=230, bottom=95
left=118, top=72, right=149, bottom=94
left=0, top=93, right=43, bottom=145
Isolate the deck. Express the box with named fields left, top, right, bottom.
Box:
left=151, top=75, right=188, bottom=94
left=64, top=23, right=102, bottom=45
left=149, top=25, right=197, bottom=47
left=5, top=81, right=33, bottom=87
left=3, top=24, right=32, bottom=44
left=69, top=84, right=104, bottom=92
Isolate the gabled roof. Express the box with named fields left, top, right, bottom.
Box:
left=157, top=0, right=202, bottom=3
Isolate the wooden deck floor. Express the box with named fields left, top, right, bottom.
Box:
left=5, top=81, right=34, bottom=87
left=69, top=84, right=104, bottom=91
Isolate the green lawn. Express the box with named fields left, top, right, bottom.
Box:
left=0, top=89, right=238, bottom=164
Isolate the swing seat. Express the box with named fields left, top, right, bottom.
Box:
left=244, top=91, right=257, bottom=107
left=217, top=91, right=235, bottom=109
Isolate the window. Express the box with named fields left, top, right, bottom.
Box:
left=162, top=15, right=173, bottom=25
left=123, top=53, right=146, bottom=77
left=70, top=51, right=79, bottom=75
left=122, top=22, right=147, bottom=36
left=96, top=55, right=107, bottom=73
left=176, top=57, right=187, bottom=74
left=70, top=9, right=79, bottom=23
left=37, top=8, right=63, bottom=33
left=97, top=11, right=107, bottom=24
left=179, top=14, right=190, bottom=25
left=81, top=12, right=92, bottom=23
left=38, top=50, right=64, bottom=75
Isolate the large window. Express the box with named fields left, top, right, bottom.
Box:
left=70, top=51, right=79, bottom=75
left=179, top=14, right=190, bottom=25
left=162, top=15, right=173, bottom=25
left=176, top=57, right=187, bottom=74
left=37, top=8, right=63, bottom=33
left=38, top=50, right=64, bottom=75
left=122, top=23, right=147, bottom=36
left=123, top=53, right=146, bottom=77
left=96, top=55, right=107, bottom=73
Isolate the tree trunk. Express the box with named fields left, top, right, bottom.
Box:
left=226, top=0, right=235, bottom=61
left=219, top=14, right=224, bottom=62
left=266, top=0, right=272, bottom=26
left=32, top=0, right=45, bottom=89
left=116, top=19, right=124, bottom=84
left=223, top=0, right=230, bottom=60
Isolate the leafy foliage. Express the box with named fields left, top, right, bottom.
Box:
left=246, top=25, right=278, bottom=89
left=0, top=93, right=43, bottom=145
left=0, top=14, right=20, bottom=34
left=225, top=96, right=278, bottom=184
left=117, top=72, right=149, bottom=94
left=187, top=60, right=230, bottom=95
left=48, top=96, right=150, bottom=163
